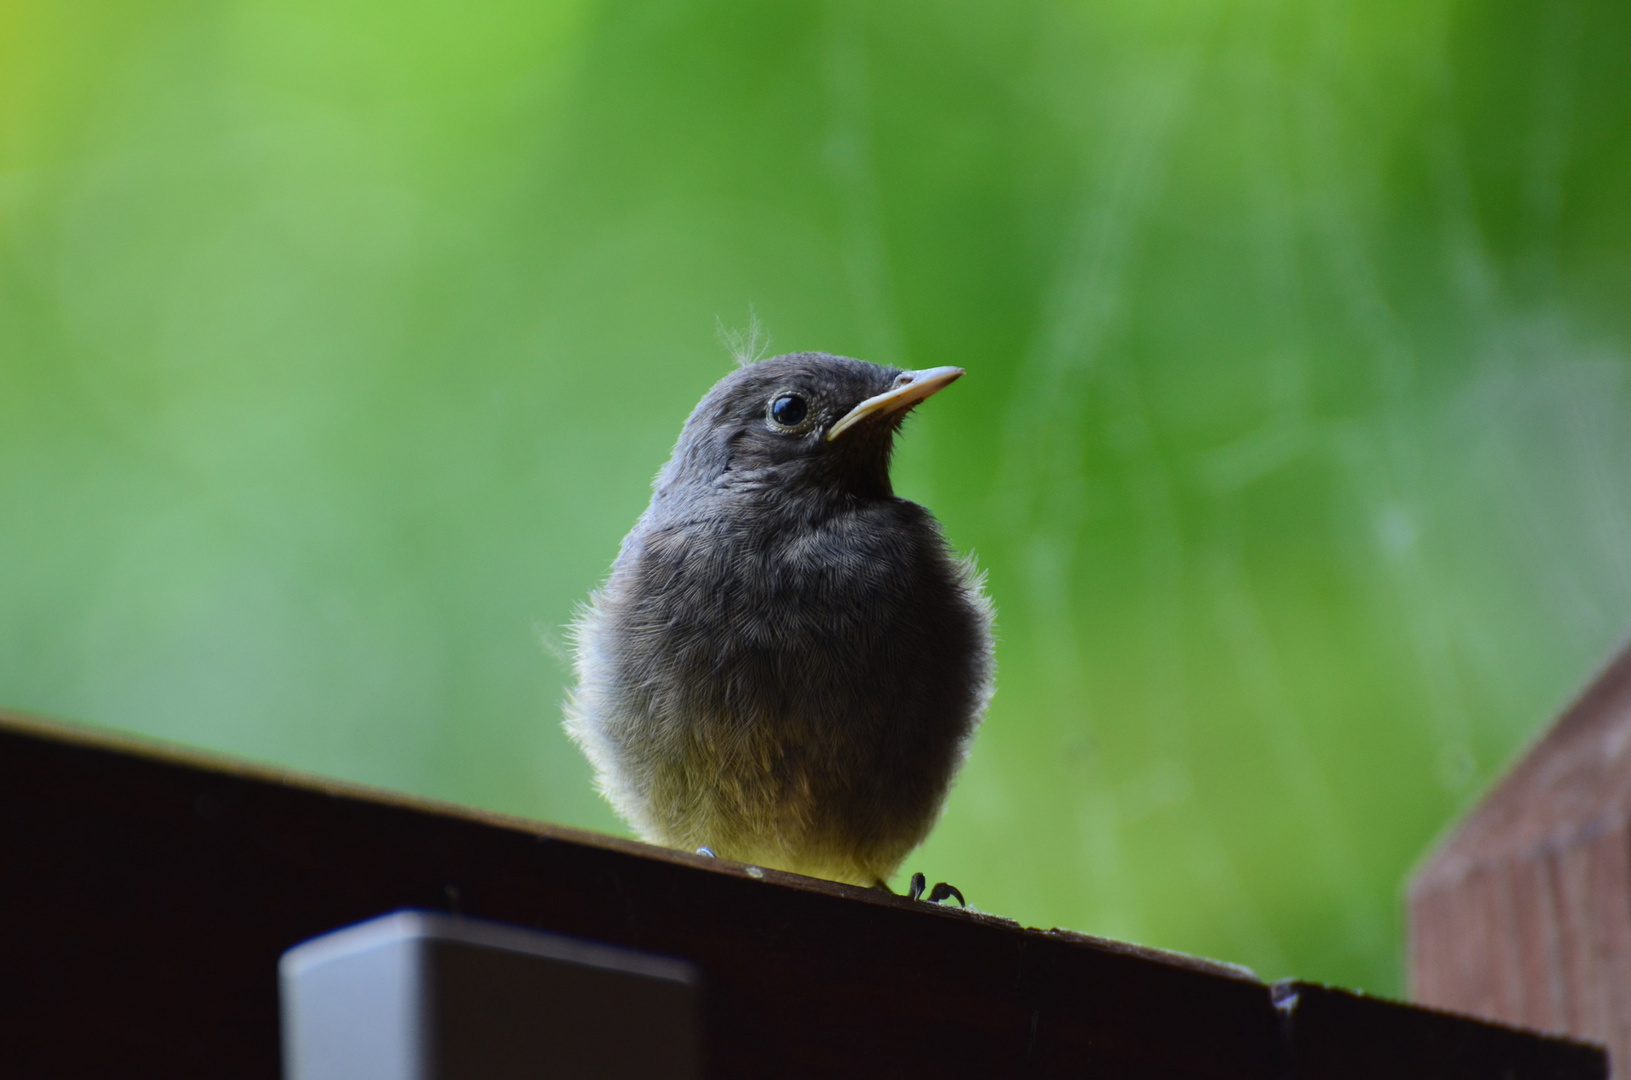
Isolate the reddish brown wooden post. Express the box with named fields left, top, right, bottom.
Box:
left=1410, top=643, right=1631, bottom=1076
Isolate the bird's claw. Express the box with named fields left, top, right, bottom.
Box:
left=906, top=871, right=965, bottom=906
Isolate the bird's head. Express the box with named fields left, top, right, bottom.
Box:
left=655, top=352, right=964, bottom=508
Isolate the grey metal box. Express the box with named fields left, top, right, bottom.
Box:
left=279, top=911, right=701, bottom=1080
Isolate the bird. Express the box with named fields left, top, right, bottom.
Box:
left=564, top=351, right=994, bottom=891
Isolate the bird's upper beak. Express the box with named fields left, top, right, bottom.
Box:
left=826, top=366, right=965, bottom=442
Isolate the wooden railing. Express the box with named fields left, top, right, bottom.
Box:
left=0, top=709, right=1605, bottom=1078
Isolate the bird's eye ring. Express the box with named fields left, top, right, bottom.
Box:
left=769, top=393, right=809, bottom=428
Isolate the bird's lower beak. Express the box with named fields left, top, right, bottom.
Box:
left=826, top=366, right=965, bottom=442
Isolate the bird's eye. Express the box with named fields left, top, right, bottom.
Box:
left=769, top=394, right=808, bottom=428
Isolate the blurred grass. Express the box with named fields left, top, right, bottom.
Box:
left=4, top=0, right=1630, bottom=995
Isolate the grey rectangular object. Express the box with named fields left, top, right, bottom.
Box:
left=279, top=910, right=702, bottom=1080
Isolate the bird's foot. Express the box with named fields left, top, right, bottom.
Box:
left=696, top=847, right=716, bottom=857
left=906, top=871, right=966, bottom=907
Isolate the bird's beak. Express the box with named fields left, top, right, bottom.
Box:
left=826, top=366, right=965, bottom=442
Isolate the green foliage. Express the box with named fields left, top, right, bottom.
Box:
left=4, top=0, right=1629, bottom=995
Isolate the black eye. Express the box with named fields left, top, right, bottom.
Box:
left=770, top=394, right=808, bottom=427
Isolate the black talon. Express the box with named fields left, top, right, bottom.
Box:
left=907, top=872, right=927, bottom=901
left=926, top=882, right=965, bottom=907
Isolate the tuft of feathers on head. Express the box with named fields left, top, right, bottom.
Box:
left=717, top=307, right=772, bottom=367
left=532, top=618, right=570, bottom=668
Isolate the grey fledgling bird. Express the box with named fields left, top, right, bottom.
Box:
left=565, top=352, right=994, bottom=889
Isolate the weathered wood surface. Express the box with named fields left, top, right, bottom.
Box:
left=1411, top=644, right=1631, bottom=1077
left=0, top=708, right=1605, bottom=1078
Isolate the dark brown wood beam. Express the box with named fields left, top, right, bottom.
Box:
left=0, top=709, right=1604, bottom=1078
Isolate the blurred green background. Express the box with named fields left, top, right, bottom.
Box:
left=4, top=0, right=1630, bottom=996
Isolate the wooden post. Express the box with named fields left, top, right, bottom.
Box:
left=1410, top=644, right=1631, bottom=1076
